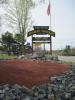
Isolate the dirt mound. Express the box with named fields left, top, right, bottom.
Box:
left=0, top=60, right=69, bottom=88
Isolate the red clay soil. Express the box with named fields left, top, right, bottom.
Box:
left=0, top=60, right=69, bottom=88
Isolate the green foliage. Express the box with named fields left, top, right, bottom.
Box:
left=62, top=45, right=75, bottom=56
left=1, top=32, right=22, bottom=55
left=70, top=48, right=75, bottom=56
left=1, top=31, right=14, bottom=55
left=63, top=45, right=71, bottom=56
left=0, top=54, right=17, bottom=60
left=14, top=34, right=23, bottom=43
left=2, top=31, right=14, bottom=44
left=0, top=46, right=5, bottom=51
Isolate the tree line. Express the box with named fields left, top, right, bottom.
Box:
left=0, top=31, right=27, bottom=55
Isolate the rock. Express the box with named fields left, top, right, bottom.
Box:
left=22, top=96, right=31, bottom=100
left=0, top=93, right=4, bottom=100
left=18, top=55, right=25, bottom=59
left=0, top=90, right=4, bottom=94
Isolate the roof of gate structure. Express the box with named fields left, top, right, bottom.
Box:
left=27, top=26, right=55, bottom=37
left=33, top=26, right=49, bottom=30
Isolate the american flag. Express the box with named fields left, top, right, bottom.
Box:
left=47, top=2, right=50, bottom=16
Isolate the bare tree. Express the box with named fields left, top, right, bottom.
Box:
left=0, top=0, right=8, bottom=4
left=4, top=0, right=34, bottom=54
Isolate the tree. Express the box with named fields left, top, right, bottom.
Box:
left=0, top=0, right=8, bottom=4
left=14, top=34, right=23, bottom=54
left=63, top=45, right=71, bottom=56
left=1, top=31, right=14, bottom=55
left=4, top=0, right=34, bottom=54
left=1, top=32, right=21, bottom=55
left=14, top=34, right=23, bottom=44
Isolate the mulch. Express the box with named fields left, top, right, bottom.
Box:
left=0, top=60, right=69, bottom=88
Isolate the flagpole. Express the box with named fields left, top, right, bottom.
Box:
left=48, top=0, right=52, bottom=93
left=49, top=0, right=51, bottom=29
left=49, top=0, right=52, bottom=55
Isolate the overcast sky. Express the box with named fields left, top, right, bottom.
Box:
left=30, top=0, right=75, bottom=50
left=0, top=0, right=75, bottom=50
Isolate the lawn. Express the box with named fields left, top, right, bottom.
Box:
left=0, top=54, right=17, bottom=60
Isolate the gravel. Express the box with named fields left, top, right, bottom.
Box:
left=0, top=84, right=50, bottom=100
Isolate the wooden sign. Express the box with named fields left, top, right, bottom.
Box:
left=32, top=37, right=50, bottom=41
left=28, top=29, right=55, bottom=37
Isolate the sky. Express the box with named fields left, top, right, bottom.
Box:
left=0, top=0, right=75, bottom=50
left=30, top=0, right=75, bottom=50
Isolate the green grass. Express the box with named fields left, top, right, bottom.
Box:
left=66, top=61, right=75, bottom=65
left=0, top=54, right=17, bottom=60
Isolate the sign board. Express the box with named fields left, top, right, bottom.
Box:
left=32, top=37, right=50, bottom=41
left=33, top=41, right=51, bottom=43
left=28, top=29, right=55, bottom=37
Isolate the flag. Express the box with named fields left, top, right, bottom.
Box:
left=47, top=2, right=50, bottom=16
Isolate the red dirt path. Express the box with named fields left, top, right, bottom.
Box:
left=0, top=60, right=69, bottom=88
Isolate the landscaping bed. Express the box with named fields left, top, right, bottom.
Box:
left=0, top=60, right=69, bottom=88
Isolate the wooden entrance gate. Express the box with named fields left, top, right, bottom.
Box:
left=27, top=26, right=55, bottom=54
